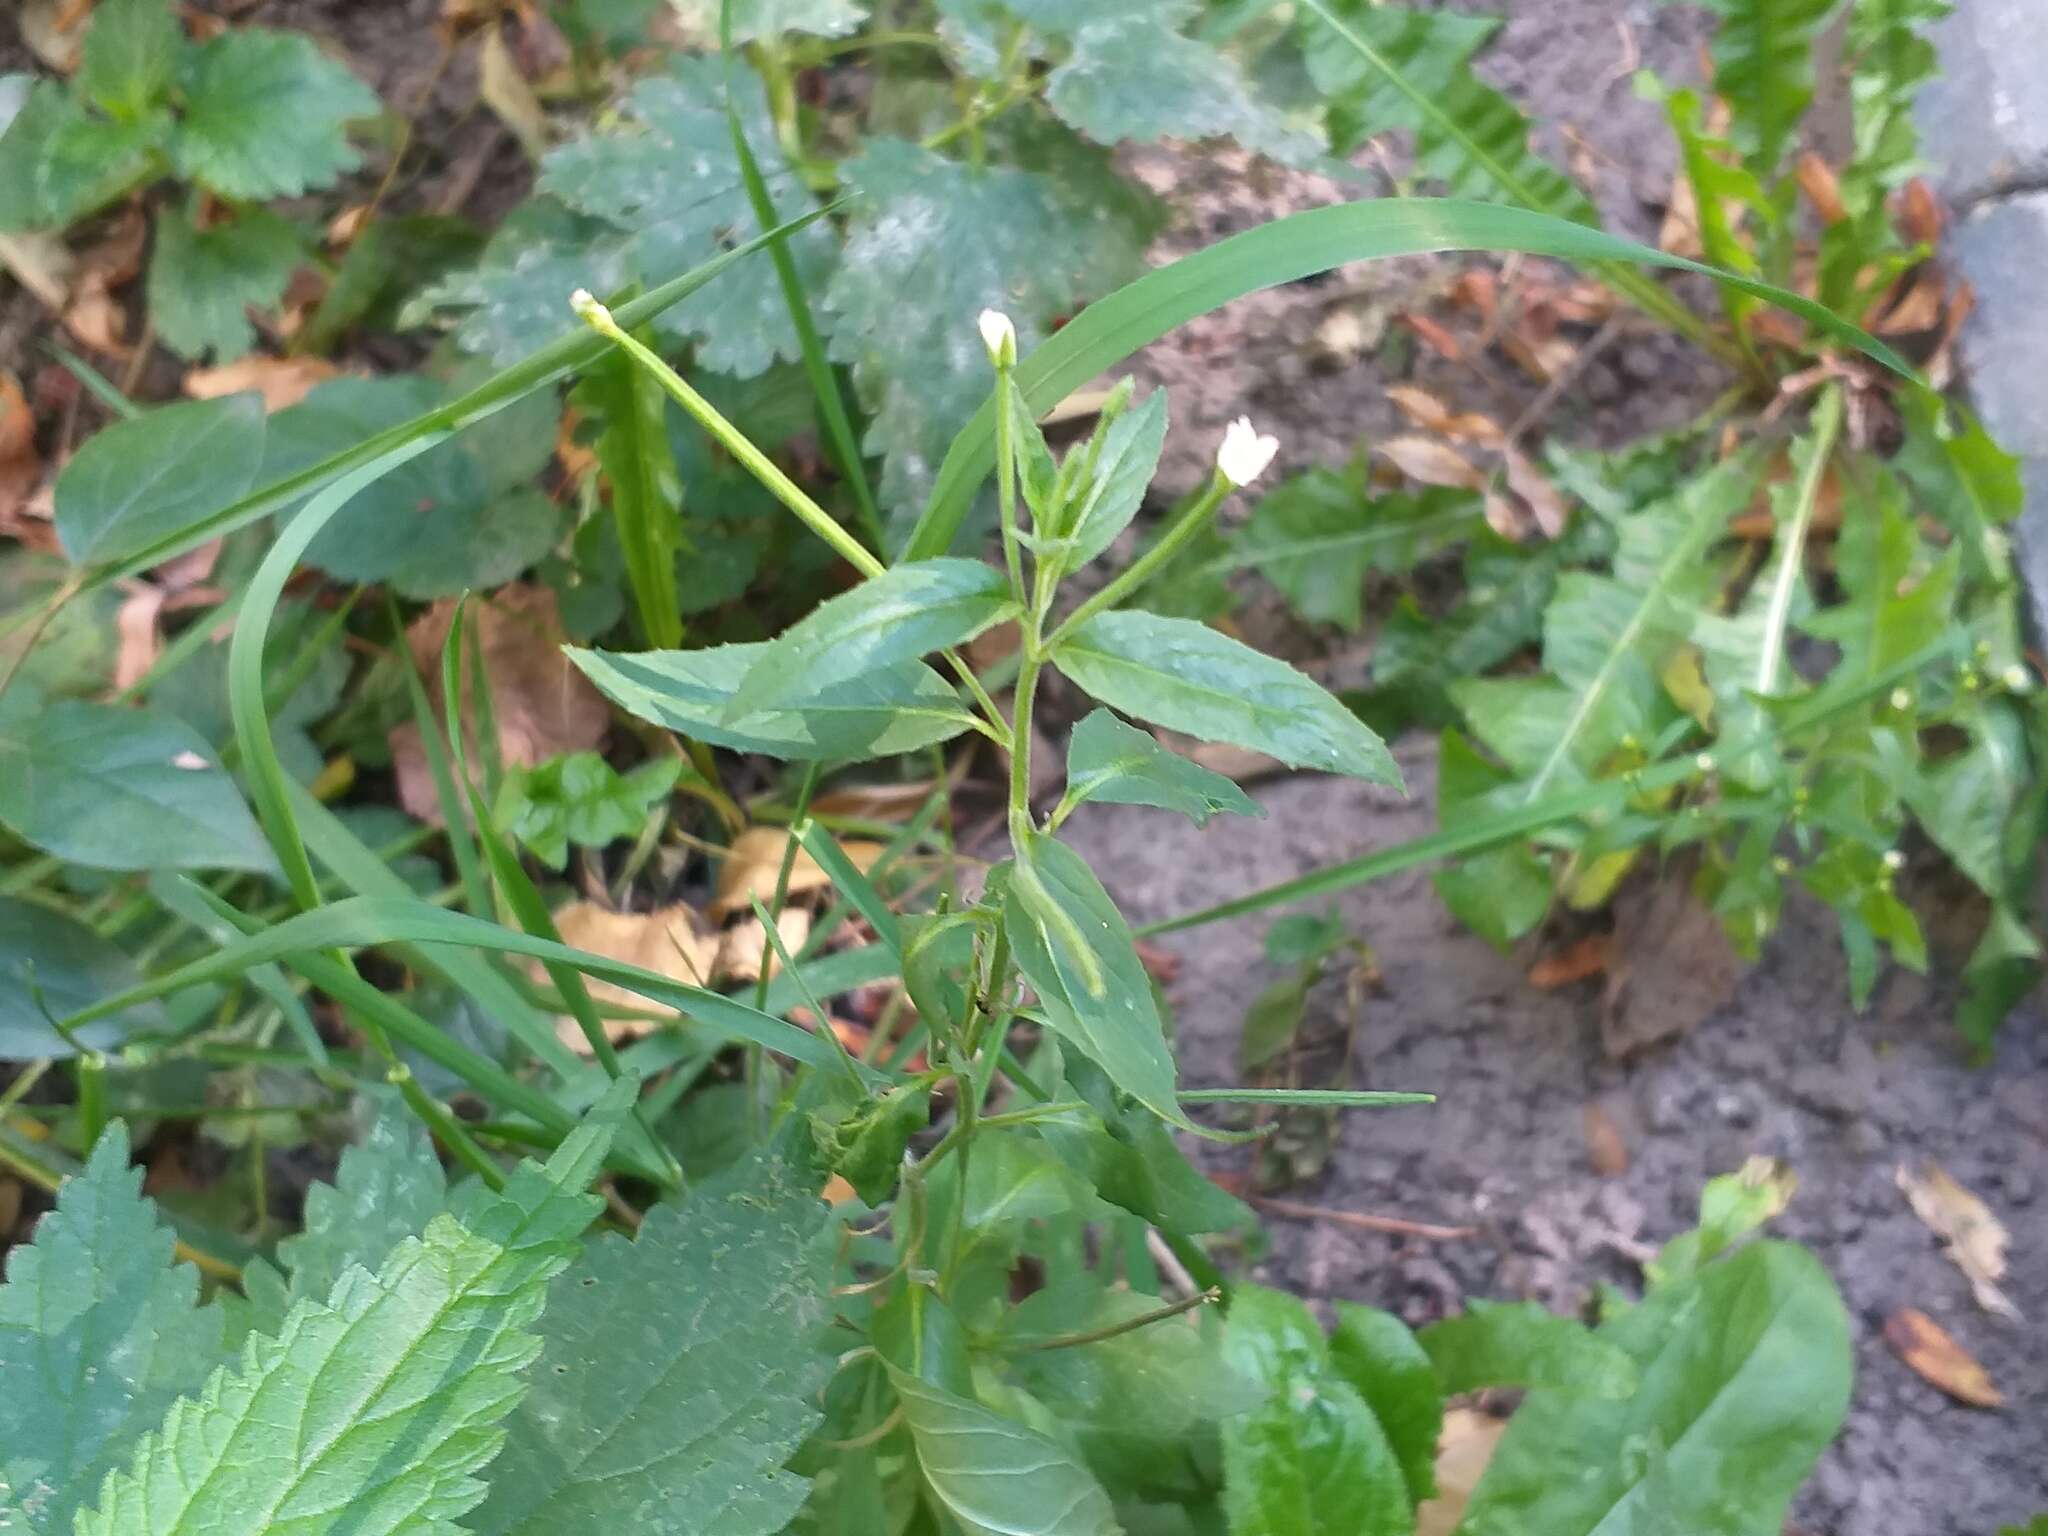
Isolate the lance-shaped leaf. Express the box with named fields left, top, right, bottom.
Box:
left=1061, top=707, right=1262, bottom=827
left=75, top=1085, right=631, bottom=1536
left=0, top=898, right=167, bottom=1059
left=728, top=558, right=1013, bottom=717
left=1052, top=610, right=1400, bottom=785
left=0, top=1125, right=225, bottom=1534
left=569, top=642, right=978, bottom=761
left=1002, top=831, right=1185, bottom=1126
left=471, top=1153, right=832, bottom=1535
left=1696, top=0, right=1842, bottom=178
left=1063, top=387, right=1168, bottom=568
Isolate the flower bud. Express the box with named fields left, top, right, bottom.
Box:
left=1217, top=416, right=1278, bottom=488
left=978, top=308, right=1017, bottom=368
left=570, top=288, right=611, bottom=326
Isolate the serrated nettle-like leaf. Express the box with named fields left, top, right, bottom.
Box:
left=471, top=1153, right=831, bottom=1536
left=500, top=753, right=684, bottom=871
left=1063, top=387, right=1169, bottom=569
left=1326, top=1304, right=1441, bottom=1508
left=232, top=1094, right=449, bottom=1344
left=171, top=26, right=379, bottom=200
left=0, top=898, right=167, bottom=1059
left=147, top=204, right=305, bottom=362
left=538, top=58, right=834, bottom=377
left=1062, top=707, right=1263, bottom=827
left=1002, top=831, right=1187, bottom=1127
left=0, top=694, right=276, bottom=874
left=1697, top=0, right=1840, bottom=178
left=75, top=0, right=183, bottom=119
left=55, top=392, right=265, bottom=566
left=570, top=643, right=978, bottom=762
left=36, top=106, right=166, bottom=222
left=826, top=135, right=1158, bottom=522
left=76, top=1084, right=632, bottom=1536
left=413, top=207, right=636, bottom=367
left=1459, top=1242, right=1851, bottom=1536
left=1222, top=1286, right=1413, bottom=1536
left=1243, top=473, right=1477, bottom=633
left=1053, top=611, right=1401, bottom=785
left=1417, top=1300, right=1638, bottom=1399
left=0, top=1125, right=225, bottom=1534
left=886, top=1365, right=1123, bottom=1536
left=728, top=558, right=1014, bottom=718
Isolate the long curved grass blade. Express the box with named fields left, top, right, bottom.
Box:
left=83, top=206, right=836, bottom=589
left=60, top=896, right=880, bottom=1078
left=907, top=199, right=1916, bottom=561
left=1143, top=637, right=1965, bottom=936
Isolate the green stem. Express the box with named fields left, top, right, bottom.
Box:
left=1007, top=1287, right=1222, bottom=1351
left=993, top=364, right=1025, bottom=599
left=75, top=1053, right=108, bottom=1154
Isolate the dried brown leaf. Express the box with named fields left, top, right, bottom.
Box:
left=715, top=906, right=812, bottom=985
left=112, top=583, right=167, bottom=693
left=1178, top=736, right=1286, bottom=784
left=1503, top=445, right=1567, bottom=537
left=478, top=21, right=551, bottom=160
left=1582, top=1101, right=1628, bottom=1177
left=1795, top=153, right=1848, bottom=225
left=1897, top=178, right=1943, bottom=246
left=710, top=826, right=885, bottom=919
left=1896, top=1162, right=2020, bottom=1319
left=1873, top=271, right=1946, bottom=337
left=20, top=0, right=87, bottom=73
left=1600, top=872, right=1744, bottom=1059
left=809, top=779, right=942, bottom=822
left=1883, top=1308, right=2002, bottom=1407
left=1529, top=933, right=1609, bottom=989
left=1415, top=1409, right=1509, bottom=1536
left=542, top=900, right=719, bottom=1051
left=184, top=355, right=340, bottom=413
left=1378, top=436, right=1487, bottom=492
left=1399, top=312, right=1463, bottom=361
left=0, top=372, right=42, bottom=533
left=1385, top=385, right=1504, bottom=447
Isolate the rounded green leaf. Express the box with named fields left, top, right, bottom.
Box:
left=0, top=899, right=167, bottom=1059
left=55, top=394, right=265, bottom=566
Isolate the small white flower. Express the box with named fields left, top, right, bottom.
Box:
left=978, top=308, right=1017, bottom=368
left=1883, top=849, right=1906, bottom=871
left=2003, top=664, right=2031, bottom=693
left=570, top=288, right=610, bottom=325
left=1216, top=416, right=1279, bottom=488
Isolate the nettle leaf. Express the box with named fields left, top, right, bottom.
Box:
left=172, top=26, right=380, bottom=200
left=0, top=694, right=276, bottom=874
left=826, top=135, right=1157, bottom=520
left=37, top=106, right=166, bottom=220
left=148, top=205, right=305, bottom=362
left=729, top=558, right=1014, bottom=717
left=75, top=0, right=183, bottom=119
left=262, top=376, right=561, bottom=597
left=0, top=898, right=167, bottom=1059
left=1004, top=831, right=1186, bottom=1127
left=1417, top=1300, right=1637, bottom=1398
left=1053, top=610, right=1400, bottom=785
left=1044, top=8, right=1316, bottom=161
left=887, top=1366, right=1122, bottom=1536
left=670, top=0, right=867, bottom=41
left=499, top=753, right=684, bottom=871
left=1697, top=0, right=1841, bottom=178
left=76, top=1087, right=629, bottom=1536
left=55, top=392, right=265, bottom=566
left=1063, top=707, right=1263, bottom=827
left=535, top=58, right=833, bottom=376
left=1222, top=1286, right=1413, bottom=1536
left=570, top=642, right=978, bottom=761
left=1327, top=1304, right=1441, bottom=1508
left=1299, top=0, right=1598, bottom=224
left=1063, top=387, right=1168, bottom=568
left=1459, top=1242, right=1851, bottom=1536
left=414, top=205, right=635, bottom=367
left=232, top=1095, right=449, bottom=1344
left=471, top=1153, right=832, bottom=1535
left=0, top=1126, right=225, bottom=1534
left=1243, top=472, right=1479, bottom=633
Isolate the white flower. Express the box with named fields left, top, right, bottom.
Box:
left=1216, top=416, right=1279, bottom=488
left=570, top=288, right=610, bottom=324
left=978, top=308, right=1017, bottom=368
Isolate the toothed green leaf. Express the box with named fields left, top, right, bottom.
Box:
left=172, top=27, right=379, bottom=200
left=147, top=205, right=304, bottom=362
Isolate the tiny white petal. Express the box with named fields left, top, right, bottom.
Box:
left=1883, top=849, right=1905, bottom=871
left=978, top=308, right=1016, bottom=367
left=170, top=750, right=210, bottom=771
left=2003, top=664, right=2030, bottom=692
left=1216, top=416, right=1279, bottom=487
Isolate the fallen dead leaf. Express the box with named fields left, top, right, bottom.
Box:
left=392, top=585, right=610, bottom=824
left=112, top=583, right=167, bottom=692
left=1448, top=269, right=1498, bottom=323
left=1415, top=1409, right=1510, bottom=1536
left=1385, top=384, right=1504, bottom=447
left=0, top=229, right=75, bottom=313
left=809, top=778, right=945, bottom=822
left=1873, top=271, right=1947, bottom=337
left=20, top=0, right=87, bottom=72
left=1896, top=1162, right=2020, bottom=1320
left=1501, top=326, right=1577, bottom=384
left=541, top=900, right=719, bottom=1051
left=1399, top=312, right=1463, bottom=361
left=0, top=372, right=41, bottom=533
left=1583, top=1101, right=1629, bottom=1177
left=820, top=1174, right=857, bottom=1205
left=710, top=826, right=886, bottom=920
left=1529, top=933, right=1610, bottom=989
left=1795, top=152, right=1848, bottom=226
left=1897, top=178, right=1943, bottom=246
left=1600, top=869, right=1745, bottom=1059
left=184, top=355, right=340, bottom=413
left=715, top=906, right=812, bottom=985
left=1884, top=1308, right=2002, bottom=1407
left=1502, top=445, right=1567, bottom=538
left=479, top=21, right=551, bottom=160
left=1378, top=436, right=1487, bottom=492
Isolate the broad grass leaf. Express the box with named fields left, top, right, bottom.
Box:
left=0, top=899, right=166, bottom=1059
left=1417, top=1301, right=1637, bottom=1398
left=886, top=1366, right=1123, bottom=1536
left=1002, top=831, right=1186, bottom=1127
left=54, top=393, right=265, bottom=565
left=0, top=695, right=275, bottom=873
left=1457, top=1242, right=1851, bottom=1536
left=171, top=27, right=379, bottom=199
left=1328, top=1304, right=1442, bottom=1507
left=0, top=1125, right=226, bottom=1534
left=75, top=1085, right=631, bottom=1536
left=569, top=642, right=978, bottom=761
left=1063, top=707, right=1263, bottom=827
left=1222, top=1286, right=1413, bottom=1536
left=471, top=1153, right=832, bottom=1535
left=1053, top=611, right=1401, bottom=785
left=729, top=558, right=1013, bottom=717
